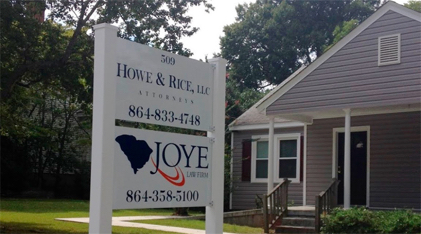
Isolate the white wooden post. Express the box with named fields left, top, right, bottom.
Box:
left=343, top=108, right=351, bottom=209
left=206, top=58, right=226, bottom=234
left=89, top=24, right=118, bottom=234
left=229, top=131, right=234, bottom=210
left=268, top=116, right=275, bottom=193
left=303, top=124, right=307, bottom=206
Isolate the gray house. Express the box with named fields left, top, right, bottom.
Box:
left=229, top=2, right=420, bottom=211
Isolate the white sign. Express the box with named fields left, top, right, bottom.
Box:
left=113, top=126, right=211, bottom=209
left=90, top=24, right=226, bottom=234
left=115, top=38, right=214, bottom=132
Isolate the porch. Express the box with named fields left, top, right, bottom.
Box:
left=261, top=105, right=421, bottom=210
left=262, top=179, right=337, bottom=233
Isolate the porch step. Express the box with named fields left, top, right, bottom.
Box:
left=274, top=207, right=316, bottom=233
left=282, top=217, right=315, bottom=227
left=275, top=225, right=316, bottom=233
left=287, top=209, right=315, bottom=217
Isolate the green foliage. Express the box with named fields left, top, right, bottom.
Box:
left=224, top=78, right=264, bottom=211
left=221, top=0, right=380, bottom=90
left=377, top=209, right=421, bottom=233
left=225, top=78, right=265, bottom=128
left=1, top=80, right=92, bottom=197
left=1, top=2, right=94, bottom=100
left=321, top=207, right=421, bottom=234
left=224, top=144, right=234, bottom=211
left=73, top=161, right=92, bottom=199
left=2, top=0, right=213, bottom=99
left=322, top=207, right=379, bottom=233
left=1, top=2, right=94, bottom=198
left=1, top=0, right=213, bottom=198
left=323, top=19, right=359, bottom=52
left=404, top=0, right=421, bottom=12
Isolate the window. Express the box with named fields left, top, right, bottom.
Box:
left=256, top=141, right=268, bottom=179
left=278, top=140, right=298, bottom=179
left=251, top=134, right=301, bottom=183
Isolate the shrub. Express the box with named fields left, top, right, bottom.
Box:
left=378, top=210, right=421, bottom=234
left=321, top=207, right=379, bottom=233
left=321, top=207, right=421, bottom=234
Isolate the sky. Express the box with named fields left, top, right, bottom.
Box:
left=182, top=0, right=410, bottom=60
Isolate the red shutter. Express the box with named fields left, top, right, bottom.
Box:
left=242, top=140, right=252, bottom=181
left=300, top=135, right=304, bottom=182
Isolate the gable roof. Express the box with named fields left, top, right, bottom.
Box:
left=228, top=66, right=306, bottom=130
left=256, top=1, right=421, bottom=113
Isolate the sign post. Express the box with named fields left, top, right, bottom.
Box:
left=89, top=24, right=118, bottom=233
left=206, top=58, right=227, bottom=234
left=89, top=23, right=226, bottom=234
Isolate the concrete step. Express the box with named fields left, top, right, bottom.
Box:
left=287, top=209, right=315, bottom=217
left=282, top=217, right=315, bottom=227
left=275, top=225, right=316, bottom=233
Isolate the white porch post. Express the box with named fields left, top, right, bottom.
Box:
left=343, top=109, right=351, bottom=209
left=303, top=124, right=307, bottom=206
left=268, top=116, right=275, bottom=193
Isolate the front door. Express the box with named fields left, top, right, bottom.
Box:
left=337, top=131, right=367, bottom=206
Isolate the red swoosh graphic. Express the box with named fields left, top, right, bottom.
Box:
left=151, top=158, right=185, bottom=186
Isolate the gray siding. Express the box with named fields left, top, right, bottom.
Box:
left=306, top=111, right=420, bottom=209
left=231, top=127, right=303, bottom=210
left=267, top=11, right=421, bottom=115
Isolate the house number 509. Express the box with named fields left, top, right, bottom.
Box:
left=161, top=55, right=175, bottom=65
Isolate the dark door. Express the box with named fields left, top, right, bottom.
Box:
left=337, top=131, right=367, bottom=206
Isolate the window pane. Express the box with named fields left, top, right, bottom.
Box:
left=279, top=140, right=297, bottom=158
left=256, top=160, right=268, bottom=178
left=257, top=141, right=268, bottom=159
left=279, top=159, right=296, bottom=178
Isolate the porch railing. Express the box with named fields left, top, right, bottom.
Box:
left=315, top=178, right=339, bottom=233
left=263, top=178, right=290, bottom=234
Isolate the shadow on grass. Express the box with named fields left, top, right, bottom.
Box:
left=0, top=199, right=90, bottom=213
left=1, top=199, right=188, bottom=217
left=0, top=221, right=87, bottom=234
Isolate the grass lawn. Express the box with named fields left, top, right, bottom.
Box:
left=135, top=219, right=263, bottom=233
left=0, top=199, right=262, bottom=233
left=0, top=199, right=183, bottom=234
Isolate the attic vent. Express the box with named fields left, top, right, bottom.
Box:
left=378, top=34, right=400, bottom=66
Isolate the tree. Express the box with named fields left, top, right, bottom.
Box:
left=0, top=78, right=93, bottom=197
left=1, top=0, right=213, bottom=100
left=404, top=0, right=421, bottom=12
left=223, top=76, right=265, bottom=211
left=225, top=78, right=265, bottom=129
left=1, top=0, right=213, bottom=197
left=220, top=0, right=381, bottom=90
left=323, top=19, right=359, bottom=52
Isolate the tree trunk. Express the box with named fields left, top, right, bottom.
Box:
left=173, top=208, right=189, bottom=216
left=54, top=101, right=71, bottom=197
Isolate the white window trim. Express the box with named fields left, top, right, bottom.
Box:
left=251, top=135, right=269, bottom=183
left=251, top=133, right=301, bottom=184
